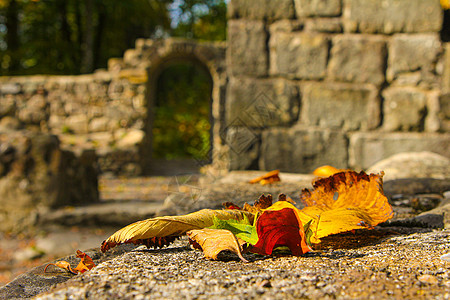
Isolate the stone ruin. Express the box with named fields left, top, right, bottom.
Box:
left=0, top=39, right=227, bottom=176
left=0, top=129, right=99, bottom=232
left=0, top=0, right=449, bottom=177
left=0, top=0, right=449, bottom=178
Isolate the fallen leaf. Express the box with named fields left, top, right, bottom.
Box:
left=249, top=170, right=281, bottom=185
left=73, top=250, right=95, bottom=274
left=101, top=209, right=254, bottom=252
left=209, top=215, right=258, bottom=245
left=277, top=193, right=295, bottom=204
left=44, top=261, right=77, bottom=275
left=222, top=202, right=242, bottom=210
left=313, top=165, right=347, bottom=177
left=251, top=201, right=311, bottom=256
left=298, top=171, right=393, bottom=243
left=222, top=194, right=274, bottom=214
left=44, top=250, right=95, bottom=275
left=187, top=228, right=248, bottom=262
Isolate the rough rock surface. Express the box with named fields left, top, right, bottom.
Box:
left=157, top=172, right=315, bottom=216
left=259, top=127, right=348, bottom=173
left=382, top=87, right=428, bottom=132
left=0, top=244, right=135, bottom=300
left=0, top=170, right=449, bottom=299
left=349, top=133, right=450, bottom=170
left=226, top=77, right=300, bottom=127
left=343, top=0, right=443, bottom=34
left=0, top=130, right=99, bottom=232
left=328, top=35, right=386, bottom=85
left=300, top=82, right=380, bottom=130
left=227, top=20, right=268, bottom=77
left=269, top=31, right=329, bottom=79
left=367, top=152, right=450, bottom=181
left=32, top=230, right=450, bottom=299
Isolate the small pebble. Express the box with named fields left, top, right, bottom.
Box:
left=418, top=274, right=438, bottom=284
left=256, top=279, right=271, bottom=288
left=440, top=253, right=450, bottom=262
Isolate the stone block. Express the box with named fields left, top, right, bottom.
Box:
left=343, top=0, right=443, bottom=34
left=440, top=94, right=450, bottom=120
left=226, top=127, right=260, bottom=170
left=349, top=132, right=450, bottom=170
left=123, top=49, right=141, bottom=68
left=382, top=87, right=427, bottom=131
left=424, top=91, right=442, bottom=132
left=0, top=82, right=21, bottom=94
left=0, top=131, right=99, bottom=232
left=444, top=43, right=450, bottom=93
left=328, top=35, right=386, bottom=85
left=439, top=93, right=450, bottom=132
left=0, top=116, right=21, bottom=130
left=116, top=129, right=145, bottom=148
left=226, top=77, right=300, bottom=127
left=17, top=94, right=49, bottom=125
left=228, top=0, right=295, bottom=21
left=88, top=117, right=111, bottom=132
left=259, top=127, right=348, bottom=173
left=48, top=115, right=65, bottom=132
left=65, top=114, right=89, bottom=134
left=269, top=20, right=304, bottom=33
left=0, top=96, right=16, bottom=117
left=367, top=152, right=450, bottom=181
left=294, top=0, right=342, bottom=17
left=228, top=20, right=268, bottom=77
left=387, top=34, right=442, bottom=83
left=304, top=18, right=343, bottom=33
left=301, top=82, right=380, bottom=130
left=269, top=32, right=329, bottom=79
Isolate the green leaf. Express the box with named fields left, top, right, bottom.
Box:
left=209, top=215, right=258, bottom=245
left=303, top=219, right=314, bottom=248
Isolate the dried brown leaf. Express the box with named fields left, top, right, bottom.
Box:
left=249, top=170, right=281, bottom=185
left=187, top=228, right=248, bottom=262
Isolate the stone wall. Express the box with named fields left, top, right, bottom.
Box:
left=0, top=38, right=226, bottom=175
left=226, top=0, right=450, bottom=172
left=0, top=67, right=147, bottom=174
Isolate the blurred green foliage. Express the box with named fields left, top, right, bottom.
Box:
left=0, top=0, right=226, bottom=75
left=153, top=64, right=212, bottom=160
left=0, top=0, right=173, bottom=75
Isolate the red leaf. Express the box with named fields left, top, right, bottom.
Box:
left=251, top=206, right=310, bottom=256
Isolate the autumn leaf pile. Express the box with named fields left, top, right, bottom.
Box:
left=101, top=171, right=393, bottom=262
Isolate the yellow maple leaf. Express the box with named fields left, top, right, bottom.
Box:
left=296, top=171, right=393, bottom=243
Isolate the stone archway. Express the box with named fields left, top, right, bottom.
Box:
left=135, top=38, right=227, bottom=174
